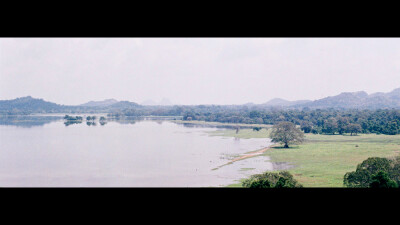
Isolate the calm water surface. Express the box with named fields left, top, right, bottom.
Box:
left=0, top=116, right=274, bottom=187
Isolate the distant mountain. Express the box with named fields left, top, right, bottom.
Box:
left=0, top=96, right=64, bottom=113
left=2, top=87, right=400, bottom=114
left=263, top=98, right=312, bottom=107
left=0, top=96, right=140, bottom=114
left=141, top=98, right=173, bottom=106
left=80, top=99, right=118, bottom=107
left=386, top=88, right=400, bottom=101
left=106, top=101, right=139, bottom=109
left=295, top=89, right=400, bottom=109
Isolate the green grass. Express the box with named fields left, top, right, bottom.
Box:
left=209, top=128, right=400, bottom=187
left=262, top=134, right=400, bottom=187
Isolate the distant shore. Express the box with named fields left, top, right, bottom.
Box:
left=172, top=120, right=272, bottom=128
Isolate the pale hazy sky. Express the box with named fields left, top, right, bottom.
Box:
left=1, top=38, right=400, bottom=105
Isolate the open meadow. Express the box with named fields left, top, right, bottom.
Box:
left=212, top=128, right=400, bottom=187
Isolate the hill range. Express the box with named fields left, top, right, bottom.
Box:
left=1, top=88, right=400, bottom=113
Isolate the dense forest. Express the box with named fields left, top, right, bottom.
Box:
left=108, top=106, right=400, bottom=135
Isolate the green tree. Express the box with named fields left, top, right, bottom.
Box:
left=274, top=171, right=302, bottom=188
left=322, top=118, right=338, bottom=134
left=343, top=157, right=392, bottom=187
left=369, top=171, right=398, bottom=188
left=247, top=179, right=273, bottom=188
left=270, top=121, right=305, bottom=148
left=346, top=123, right=362, bottom=136
left=242, top=171, right=302, bottom=188
left=300, top=121, right=313, bottom=133
left=337, top=116, right=350, bottom=135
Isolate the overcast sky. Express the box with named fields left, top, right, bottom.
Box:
left=1, top=38, right=400, bottom=105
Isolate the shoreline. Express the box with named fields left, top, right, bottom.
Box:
left=172, top=120, right=272, bottom=128
left=212, top=144, right=276, bottom=171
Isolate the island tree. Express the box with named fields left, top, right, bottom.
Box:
left=270, top=121, right=305, bottom=148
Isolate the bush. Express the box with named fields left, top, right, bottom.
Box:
left=369, top=171, right=398, bottom=188
left=344, top=157, right=400, bottom=188
left=242, top=171, right=302, bottom=188
left=252, top=127, right=262, bottom=131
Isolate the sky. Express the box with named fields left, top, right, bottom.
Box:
left=1, top=38, right=400, bottom=105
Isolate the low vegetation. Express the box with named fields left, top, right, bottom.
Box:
left=343, top=156, right=400, bottom=188
left=242, top=171, right=303, bottom=188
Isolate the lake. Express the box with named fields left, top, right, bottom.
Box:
left=0, top=115, right=275, bottom=187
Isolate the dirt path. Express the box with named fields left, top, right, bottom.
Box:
left=212, top=146, right=273, bottom=170
left=229, top=147, right=271, bottom=163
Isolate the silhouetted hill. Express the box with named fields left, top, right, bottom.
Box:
left=0, top=96, right=65, bottom=113
left=106, top=101, right=139, bottom=109
left=2, top=87, right=400, bottom=114
left=295, top=89, right=400, bottom=109
left=263, top=98, right=312, bottom=107
left=80, top=99, right=118, bottom=107
left=0, top=96, right=140, bottom=114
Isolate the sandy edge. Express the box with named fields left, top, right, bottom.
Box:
left=229, top=147, right=271, bottom=163
left=212, top=145, right=276, bottom=170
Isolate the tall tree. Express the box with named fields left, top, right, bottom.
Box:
left=270, top=121, right=305, bottom=148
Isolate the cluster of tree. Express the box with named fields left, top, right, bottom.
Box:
left=86, top=116, right=96, bottom=121
left=64, top=115, right=83, bottom=121
left=343, top=157, right=400, bottom=188
left=110, top=106, right=400, bottom=135
left=242, top=171, right=303, bottom=188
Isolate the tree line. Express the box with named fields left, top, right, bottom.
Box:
left=110, top=106, right=400, bottom=135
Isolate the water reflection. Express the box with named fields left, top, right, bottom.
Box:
left=110, top=119, right=137, bottom=125
left=86, top=121, right=97, bottom=126
left=0, top=115, right=62, bottom=128
left=64, top=120, right=83, bottom=126
left=178, top=122, right=254, bottom=130
left=0, top=119, right=273, bottom=187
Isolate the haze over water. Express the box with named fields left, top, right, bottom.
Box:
left=0, top=117, right=273, bottom=187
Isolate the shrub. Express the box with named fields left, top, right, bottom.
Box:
left=242, top=171, right=302, bottom=188
left=344, top=157, right=400, bottom=188
left=369, top=171, right=398, bottom=188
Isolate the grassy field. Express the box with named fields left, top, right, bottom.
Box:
left=210, top=128, right=400, bottom=187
